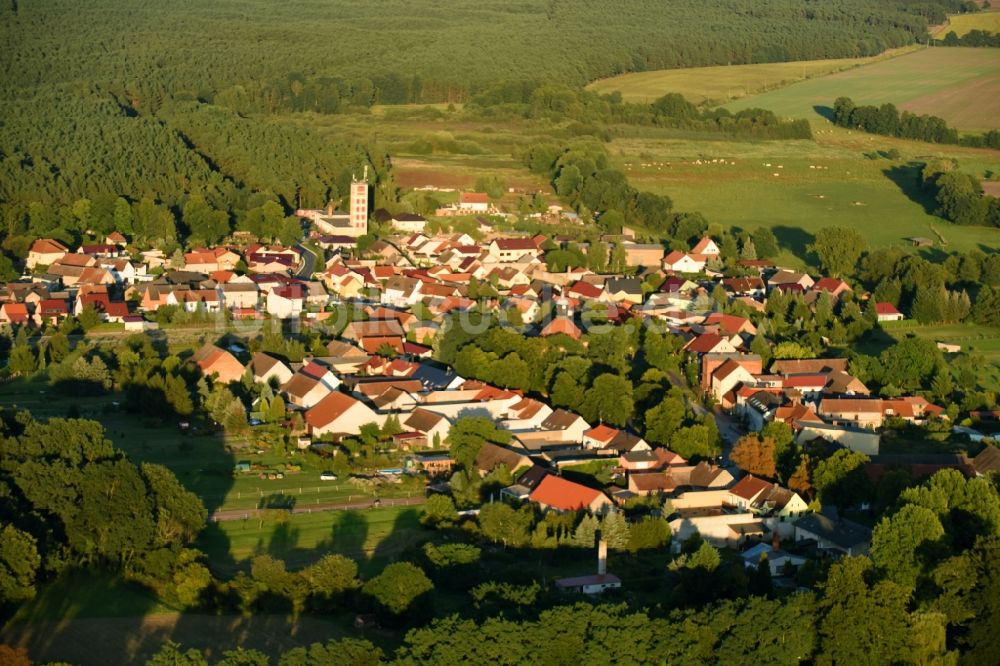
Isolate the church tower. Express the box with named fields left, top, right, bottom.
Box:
left=350, top=166, right=369, bottom=235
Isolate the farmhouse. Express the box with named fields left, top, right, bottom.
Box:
left=875, top=302, right=904, bottom=322
left=458, top=192, right=490, bottom=213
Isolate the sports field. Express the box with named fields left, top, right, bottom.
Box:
left=725, top=47, right=1000, bottom=131
left=612, top=130, right=1000, bottom=260
left=933, top=10, right=1000, bottom=37
left=586, top=47, right=921, bottom=105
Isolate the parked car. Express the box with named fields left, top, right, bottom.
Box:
left=320, top=471, right=338, bottom=481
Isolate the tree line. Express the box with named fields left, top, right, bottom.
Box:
left=832, top=96, right=1000, bottom=149
left=937, top=29, right=1000, bottom=47
left=468, top=86, right=813, bottom=141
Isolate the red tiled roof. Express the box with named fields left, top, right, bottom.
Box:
left=685, top=333, right=726, bottom=353
left=568, top=281, right=603, bottom=299
left=494, top=238, right=537, bottom=251
left=360, top=336, right=405, bottom=354
left=813, top=277, right=850, bottom=293
left=529, top=474, right=604, bottom=511
left=30, top=239, right=69, bottom=254
left=305, top=391, right=360, bottom=429
left=875, top=302, right=902, bottom=315
left=691, top=237, right=718, bottom=255
left=540, top=316, right=581, bottom=340
left=783, top=374, right=828, bottom=388
left=460, top=192, right=490, bottom=205
left=729, top=475, right=773, bottom=501
left=663, top=250, right=687, bottom=264
left=704, top=312, right=751, bottom=335
left=584, top=423, right=619, bottom=443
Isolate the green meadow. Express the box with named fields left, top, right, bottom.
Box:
left=611, top=128, right=1000, bottom=260
left=725, top=47, right=1000, bottom=131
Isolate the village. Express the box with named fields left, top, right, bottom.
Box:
left=3, top=174, right=998, bottom=597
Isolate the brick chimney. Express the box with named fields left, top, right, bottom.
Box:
left=597, top=532, right=607, bottom=576
left=772, top=529, right=781, bottom=551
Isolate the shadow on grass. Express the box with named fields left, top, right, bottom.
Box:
left=882, top=163, right=936, bottom=216
left=771, top=225, right=816, bottom=264
left=812, top=105, right=835, bottom=122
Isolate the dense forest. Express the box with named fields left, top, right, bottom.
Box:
left=2, top=1, right=935, bottom=106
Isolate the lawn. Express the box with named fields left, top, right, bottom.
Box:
left=932, top=10, right=1000, bottom=37
left=855, top=321, right=1000, bottom=392
left=725, top=47, right=1000, bottom=131
left=586, top=47, right=921, bottom=105
left=611, top=130, right=1000, bottom=258
left=198, top=505, right=432, bottom=577
left=9, top=570, right=181, bottom=623
left=879, top=322, right=1000, bottom=362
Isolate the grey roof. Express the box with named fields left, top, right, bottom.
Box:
left=622, top=450, right=659, bottom=464
left=605, top=277, right=642, bottom=295
left=974, top=446, right=1000, bottom=475
left=541, top=409, right=583, bottom=430
left=410, top=362, right=458, bottom=390
left=794, top=513, right=871, bottom=550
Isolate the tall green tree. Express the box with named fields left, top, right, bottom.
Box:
left=809, top=227, right=867, bottom=277
left=362, top=562, right=433, bottom=616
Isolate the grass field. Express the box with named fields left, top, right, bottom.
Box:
left=882, top=322, right=1000, bottom=362
left=586, top=47, right=921, bottom=105
left=198, top=506, right=433, bottom=577
left=854, top=322, right=1000, bottom=392
left=933, top=10, right=1000, bottom=37
left=725, top=47, right=1000, bottom=131
left=611, top=129, right=1000, bottom=259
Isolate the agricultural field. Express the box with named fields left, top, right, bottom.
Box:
left=725, top=47, right=1000, bottom=131
left=586, top=47, right=921, bottom=105
left=612, top=129, right=1000, bottom=261
left=933, top=10, right=1000, bottom=37
left=283, top=110, right=558, bottom=212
